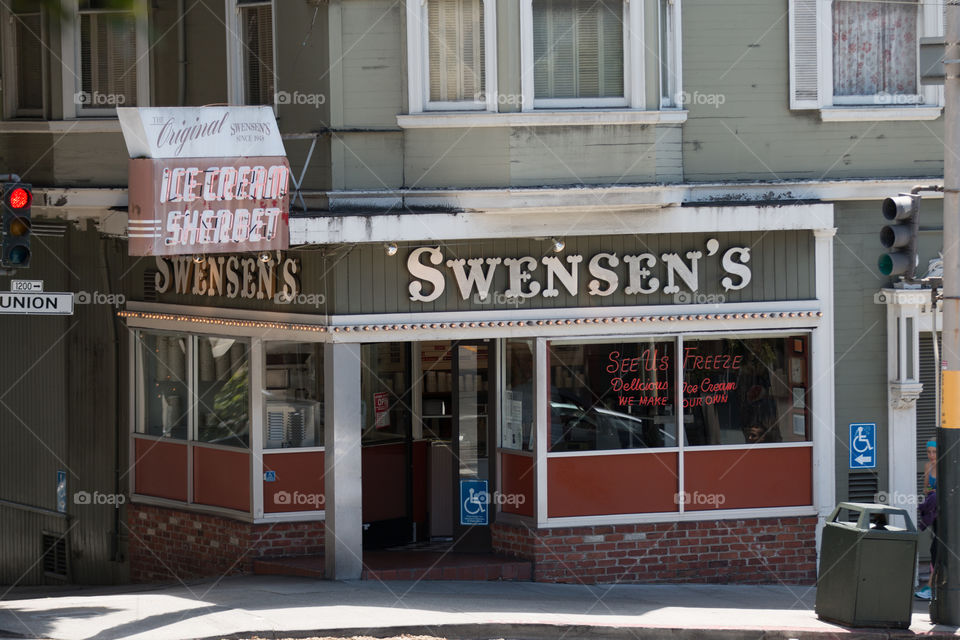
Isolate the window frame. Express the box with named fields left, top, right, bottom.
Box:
left=406, top=0, right=499, bottom=113
left=59, top=0, right=150, bottom=119
left=225, top=0, right=278, bottom=108
left=134, top=329, right=254, bottom=450
left=519, top=0, right=644, bottom=111
left=789, top=0, right=942, bottom=113
left=1, top=5, right=48, bottom=119
left=658, top=0, right=683, bottom=109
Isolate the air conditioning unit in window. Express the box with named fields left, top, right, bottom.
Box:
left=265, top=400, right=318, bottom=448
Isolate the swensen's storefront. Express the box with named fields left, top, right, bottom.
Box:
left=120, top=203, right=836, bottom=584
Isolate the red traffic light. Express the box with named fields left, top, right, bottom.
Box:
left=8, top=187, right=30, bottom=209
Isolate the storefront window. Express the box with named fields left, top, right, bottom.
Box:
left=195, top=336, right=250, bottom=448
left=361, top=343, right=411, bottom=444
left=502, top=338, right=534, bottom=451
left=137, top=331, right=189, bottom=439
left=548, top=339, right=677, bottom=452
left=263, top=342, right=324, bottom=448
left=682, top=335, right=811, bottom=446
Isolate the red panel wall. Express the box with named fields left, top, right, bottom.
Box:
left=683, top=446, right=812, bottom=510
left=548, top=452, right=679, bottom=517
left=500, top=452, right=534, bottom=516
left=362, top=442, right=407, bottom=521
left=193, top=446, right=250, bottom=512
left=263, top=451, right=325, bottom=513
left=134, top=438, right=188, bottom=502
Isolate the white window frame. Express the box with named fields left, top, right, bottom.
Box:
left=658, top=0, right=683, bottom=109
left=59, top=0, right=149, bottom=119
left=2, top=6, right=48, bottom=119
left=519, top=0, right=644, bottom=111
left=225, top=0, right=278, bottom=108
left=406, top=0, right=498, bottom=113
left=789, top=0, right=943, bottom=117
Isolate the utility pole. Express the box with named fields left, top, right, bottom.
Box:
left=932, top=0, right=960, bottom=624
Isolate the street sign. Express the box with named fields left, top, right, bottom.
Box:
left=0, top=292, right=73, bottom=315
left=849, top=423, right=877, bottom=469
left=460, top=479, right=489, bottom=526
left=263, top=470, right=276, bottom=482
left=10, top=279, right=42, bottom=292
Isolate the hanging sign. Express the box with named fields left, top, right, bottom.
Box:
left=119, top=107, right=290, bottom=257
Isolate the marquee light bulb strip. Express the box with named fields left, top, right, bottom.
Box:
left=117, top=310, right=822, bottom=333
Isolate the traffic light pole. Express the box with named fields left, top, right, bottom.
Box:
left=932, top=0, right=960, bottom=624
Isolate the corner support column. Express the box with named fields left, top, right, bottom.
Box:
left=324, top=342, right=363, bottom=580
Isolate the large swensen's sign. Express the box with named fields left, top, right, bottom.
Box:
left=119, top=106, right=290, bottom=257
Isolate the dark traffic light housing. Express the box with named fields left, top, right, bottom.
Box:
left=2, top=183, right=31, bottom=269
left=879, top=193, right=920, bottom=279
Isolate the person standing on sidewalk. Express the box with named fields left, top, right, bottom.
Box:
left=917, top=440, right=938, bottom=600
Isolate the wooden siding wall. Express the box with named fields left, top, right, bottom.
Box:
left=0, top=226, right=128, bottom=585
left=121, top=230, right=815, bottom=316
left=681, top=0, right=944, bottom=182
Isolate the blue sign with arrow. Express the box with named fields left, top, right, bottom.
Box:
left=849, top=423, right=877, bottom=469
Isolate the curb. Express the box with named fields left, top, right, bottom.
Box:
left=197, top=623, right=958, bottom=640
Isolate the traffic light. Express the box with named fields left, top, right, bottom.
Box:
left=879, top=193, right=920, bottom=279
left=2, top=182, right=31, bottom=268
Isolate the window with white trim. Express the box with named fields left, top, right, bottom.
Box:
left=226, top=0, right=277, bottom=106
left=60, top=0, right=149, bottom=118
left=1, top=2, right=46, bottom=118
left=519, top=0, right=648, bottom=110
left=659, top=0, right=682, bottom=109
left=407, top=0, right=497, bottom=112
left=789, top=0, right=942, bottom=112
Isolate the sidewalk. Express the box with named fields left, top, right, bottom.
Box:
left=0, top=575, right=953, bottom=640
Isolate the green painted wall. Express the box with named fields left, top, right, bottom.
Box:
left=122, top=229, right=814, bottom=316
left=681, top=0, right=944, bottom=182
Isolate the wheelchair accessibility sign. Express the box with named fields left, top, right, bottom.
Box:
left=849, top=423, right=876, bottom=469
left=460, top=479, right=489, bottom=526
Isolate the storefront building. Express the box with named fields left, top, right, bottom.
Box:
left=120, top=203, right=833, bottom=583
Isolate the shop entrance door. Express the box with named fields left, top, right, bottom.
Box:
left=450, top=341, right=495, bottom=552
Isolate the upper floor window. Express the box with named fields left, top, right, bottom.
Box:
left=533, top=0, right=624, bottom=106
left=520, top=0, right=644, bottom=110
left=61, top=0, right=149, bottom=117
left=833, top=0, right=919, bottom=104
left=407, top=0, right=497, bottom=112
left=1, top=2, right=45, bottom=118
left=227, top=0, right=276, bottom=106
left=789, top=0, right=941, bottom=115
left=659, top=0, right=682, bottom=109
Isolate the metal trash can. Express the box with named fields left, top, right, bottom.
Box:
left=815, top=502, right=918, bottom=628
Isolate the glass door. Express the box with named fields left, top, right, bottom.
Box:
left=451, top=341, right=495, bottom=552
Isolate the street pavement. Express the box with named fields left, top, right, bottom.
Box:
left=0, top=575, right=952, bottom=640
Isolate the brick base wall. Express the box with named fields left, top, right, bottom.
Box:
left=492, top=516, right=817, bottom=584
left=128, top=503, right=325, bottom=583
